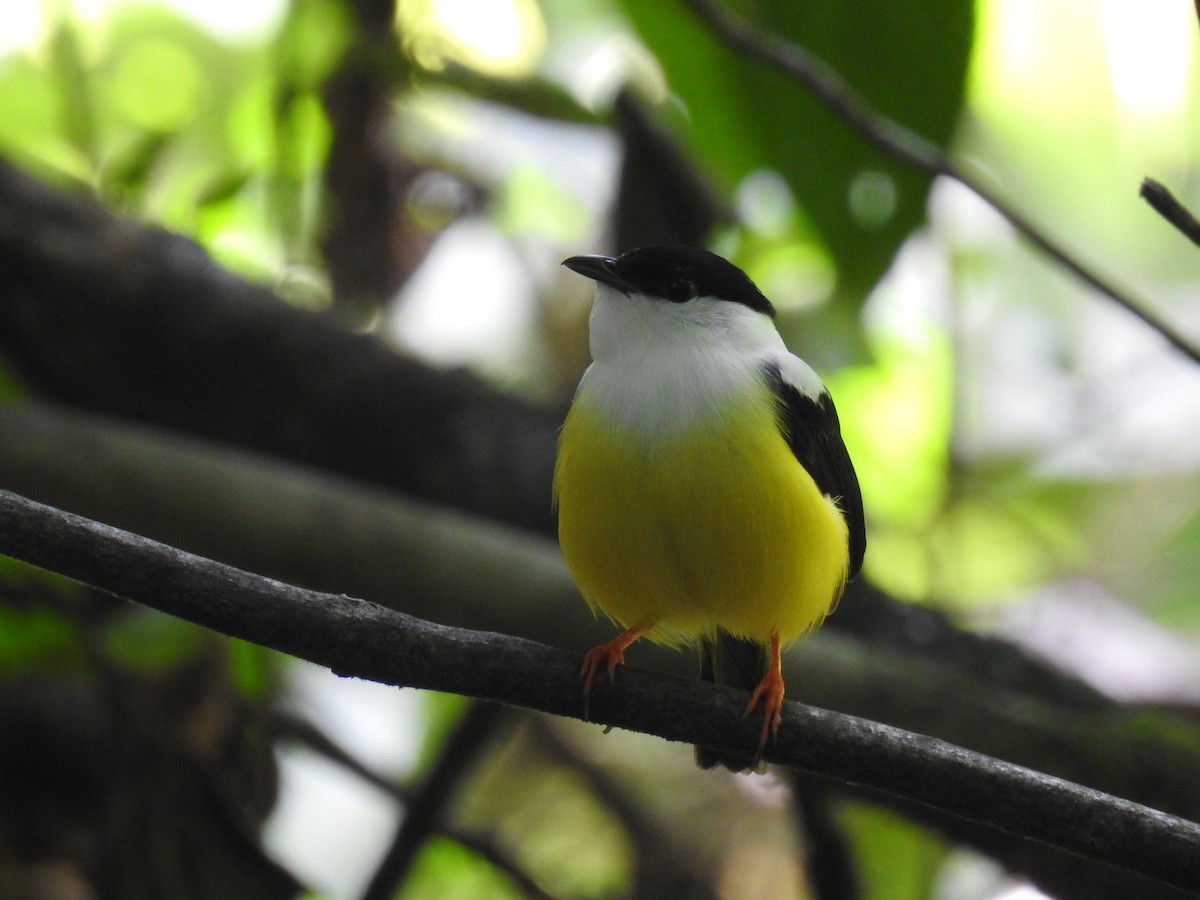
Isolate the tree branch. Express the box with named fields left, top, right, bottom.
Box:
left=272, top=712, right=553, bottom=898
left=0, top=157, right=560, bottom=535
left=361, top=702, right=510, bottom=900
left=321, top=0, right=426, bottom=316
left=1140, top=178, right=1200, bottom=250
left=683, top=0, right=1200, bottom=366
left=2, top=488, right=1200, bottom=893
left=527, top=717, right=720, bottom=898
left=6, top=399, right=1200, bottom=839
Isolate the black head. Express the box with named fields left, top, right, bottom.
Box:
left=562, top=245, right=775, bottom=318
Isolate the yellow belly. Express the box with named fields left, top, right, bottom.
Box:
left=554, top=393, right=849, bottom=647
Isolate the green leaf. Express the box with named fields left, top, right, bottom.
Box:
left=273, top=0, right=353, bottom=90
left=1132, top=499, right=1200, bottom=628
left=101, top=608, right=205, bottom=673
left=227, top=637, right=278, bottom=698
left=101, top=129, right=174, bottom=201
left=0, top=52, right=91, bottom=183
left=47, top=13, right=99, bottom=167
left=400, top=837, right=527, bottom=900
left=0, top=364, right=26, bottom=401
left=838, top=802, right=947, bottom=900
left=109, top=34, right=205, bottom=133
left=0, top=600, right=80, bottom=672
left=620, top=0, right=973, bottom=302
left=195, top=168, right=255, bottom=209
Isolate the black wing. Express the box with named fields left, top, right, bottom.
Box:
left=761, top=362, right=866, bottom=579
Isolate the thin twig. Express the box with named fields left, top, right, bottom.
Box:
left=273, top=712, right=555, bottom=899
left=320, top=0, right=414, bottom=315
left=3, top=489, right=1200, bottom=893
left=449, top=829, right=560, bottom=900
left=529, top=718, right=719, bottom=898
left=1140, top=178, right=1200, bottom=250
left=682, top=0, right=1200, bottom=366
left=787, top=774, right=861, bottom=900
left=360, top=702, right=510, bottom=900
left=272, top=712, right=416, bottom=801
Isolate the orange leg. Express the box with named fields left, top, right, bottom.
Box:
left=743, top=632, right=785, bottom=759
left=581, top=623, right=649, bottom=716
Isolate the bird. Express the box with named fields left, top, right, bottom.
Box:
left=553, top=245, right=865, bottom=771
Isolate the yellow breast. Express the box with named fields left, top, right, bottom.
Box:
left=554, top=386, right=849, bottom=647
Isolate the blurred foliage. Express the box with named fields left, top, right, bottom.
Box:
left=400, top=837, right=528, bottom=899
left=0, top=0, right=345, bottom=280
left=0, top=364, right=24, bottom=401
left=1154, top=507, right=1200, bottom=625
left=837, top=803, right=946, bottom=900
left=0, top=561, right=87, bottom=673
left=100, top=606, right=208, bottom=671
left=619, top=0, right=972, bottom=308
left=0, top=598, right=80, bottom=672
left=461, top=734, right=634, bottom=897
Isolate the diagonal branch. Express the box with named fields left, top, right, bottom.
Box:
left=2, top=488, right=1200, bottom=893
left=683, top=0, right=1200, bottom=366
left=1140, top=178, right=1200, bottom=250
left=360, top=702, right=510, bottom=900
left=273, top=713, right=553, bottom=899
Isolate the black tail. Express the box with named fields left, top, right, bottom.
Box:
left=695, top=632, right=768, bottom=772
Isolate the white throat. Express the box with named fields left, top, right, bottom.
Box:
left=575, top=287, right=788, bottom=439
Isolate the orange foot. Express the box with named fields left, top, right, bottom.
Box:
left=581, top=623, right=648, bottom=718
left=742, top=632, right=785, bottom=761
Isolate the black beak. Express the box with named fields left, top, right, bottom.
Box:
left=562, top=255, right=636, bottom=295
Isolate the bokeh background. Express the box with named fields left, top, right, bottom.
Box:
left=2, top=0, right=1200, bottom=898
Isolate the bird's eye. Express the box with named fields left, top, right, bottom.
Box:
left=665, top=278, right=696, bottom=303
